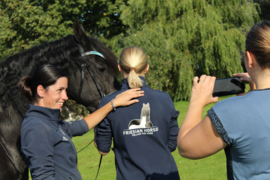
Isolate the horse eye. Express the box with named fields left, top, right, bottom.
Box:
left=98, top=67, right=106, bottom=72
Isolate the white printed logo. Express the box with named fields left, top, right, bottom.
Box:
left=123, top=103, right=158, bottom=136
left=62, top=136, right=68, bottom=141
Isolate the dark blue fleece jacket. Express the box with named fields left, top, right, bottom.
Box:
left=21, top=105, right=89, bottom=180
left=95, top=77, right=180, bottom=180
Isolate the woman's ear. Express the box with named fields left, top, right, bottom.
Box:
left=145, top=64, right=149, bottom=73
left=36, top=85, right=45, bottom=98
left=246, top=51, right=256, bottom=69
left=118, top=64, right=122, bottom=73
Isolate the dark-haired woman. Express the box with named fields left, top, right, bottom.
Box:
left=177, top=21, right=270, bottom=179
left=19, top=64, right=144, bottom=180
left=95, top=47, right=180, bottom=180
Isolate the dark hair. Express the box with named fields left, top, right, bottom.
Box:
left=18, top=64, right=68, bottom=102
left=246, top=21, right=270, bottom=69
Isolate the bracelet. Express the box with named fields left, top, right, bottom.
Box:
left=111, top=99, right=116, bottom=111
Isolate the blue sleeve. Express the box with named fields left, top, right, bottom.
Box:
left=95, top=99, right=112, bottom=153
left=207, top=97, right=244, bottom=146
left=21, top=121, right=55, bottom=180
left=166, top=93, right=180, bottom=152
left=59, top=119, right=89, bottom=138
left=208, top=108, right=231, bottom=145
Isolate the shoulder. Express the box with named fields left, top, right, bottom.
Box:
left=21, top=117, right=53, bottom=137
left=208, top=92, right=264, bottom=146
left=22, top=116, right=48, bottom=129
left=144, top=86, right=168, bottom=96
left=147, top=88, right=173, bottom=101
left=99, top=90, right=124, bottom=107
left=209, top=93, right=254, bottom=131
left=213, top=94, right=249, bottom=114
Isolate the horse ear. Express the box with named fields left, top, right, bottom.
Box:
left=73, top=20, right=90, bottom=48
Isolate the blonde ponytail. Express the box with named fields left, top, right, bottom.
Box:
left=128, top=68, right=143, bottom=88
left=119, top=46, right=148, bottom=89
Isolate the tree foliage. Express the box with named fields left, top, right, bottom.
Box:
left=0, top=0, right=261, bottom=101
left=254, top=0, right=270, bottom=20
left=0, top=0, right=127, bottom=59
left=105, top=0, right=260, bottom=101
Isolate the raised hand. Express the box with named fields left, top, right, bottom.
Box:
left=113, top=88, right=144, bottom=107
left=234, top=73, right=256, bottom=93
left=190, top=75, right=219, bottom=107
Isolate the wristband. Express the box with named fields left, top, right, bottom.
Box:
left=111, top=99, right=116, bottom=111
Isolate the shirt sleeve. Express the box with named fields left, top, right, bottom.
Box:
left=95, top=99, right=112, bottom=153
left=166, top=93, right=180, bottom=152
left=207, top=108, right=231, bottom=145
left=59, top=119, right=89, bottom=138
left=21, top=121, right=55, bottom=180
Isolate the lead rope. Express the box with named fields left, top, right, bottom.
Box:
left=95, top=155, right=103, bottom=180
left=0, top=139, right=28, bottom=180
left=76, top=138, right=102, bottom=180
left=76, top=139, right=94, bottom=154
left=77, top=50, right=108, bottom=179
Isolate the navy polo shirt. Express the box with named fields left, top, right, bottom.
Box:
left=95, top=77, right=180, bottom=180
left=21, top=105, right=89, bottom=180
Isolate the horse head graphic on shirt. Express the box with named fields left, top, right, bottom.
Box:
left=128, top=103, right=153, bottom=129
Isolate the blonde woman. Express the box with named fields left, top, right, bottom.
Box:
left=95, top=46, right=180, bottom=180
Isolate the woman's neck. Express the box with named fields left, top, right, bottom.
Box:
left=123, top=73, right=145, bottom=79
left=253, top=68, right=270, bottom=89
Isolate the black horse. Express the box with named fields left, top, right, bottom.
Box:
left=0, top=21, right=119, bottom=180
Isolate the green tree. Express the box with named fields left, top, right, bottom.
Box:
left=254, top=0, right=270, bottom=20
left=81, top=0, right=128, bottom=38
left=0, top=0, right=127, bottom=59
left=0, top=0, right=68, bottom=58
left=106, top=0, right=260, bottom=101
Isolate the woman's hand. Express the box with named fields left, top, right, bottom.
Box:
left=113, top=88, right=144, bottom=107
left=190, top=75, right=219, bottom=107
left=177, top=75, right=225, bottom=159
left=94, top=140, right=108, bottom=156
left=83, top=88, right=143, bottom=130
left=234, top=73, right=256, bottom=94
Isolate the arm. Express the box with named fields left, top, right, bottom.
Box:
left=94, top=117, right=112, bottom=156
left=166, top=94, right=180, bottom=152
left=94, top=141, right=108, bottom=156
left=177, top=75, right=227, bottom=159
left=59, top=120, right=89, bottom=138
left=83, top=88, right=144, bottom=130
left=94, top=96, right=114, bottom=156
left=21, top=122, right=55, bottom=180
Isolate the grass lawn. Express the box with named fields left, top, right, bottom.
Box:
left=71, top=95, right=232, bottom=180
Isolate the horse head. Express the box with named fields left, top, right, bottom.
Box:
left=0, top=20, right=120, bottom=180
left=65, top=21, right=120, bottom=113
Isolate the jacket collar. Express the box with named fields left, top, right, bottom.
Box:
left=25, top=105, right=60, bottom=126
left=121, top=76, right=148, bottom=90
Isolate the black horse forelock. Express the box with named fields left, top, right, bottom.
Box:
left=0, top=34, right=118, bottom=119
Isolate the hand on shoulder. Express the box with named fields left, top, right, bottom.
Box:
left=113, top=88, right=144, bottom=107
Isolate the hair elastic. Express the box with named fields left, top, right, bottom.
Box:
left=130, top=67, right=136, bottom=72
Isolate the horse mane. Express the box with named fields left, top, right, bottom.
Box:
left=0, top=35, right=118, bottom=119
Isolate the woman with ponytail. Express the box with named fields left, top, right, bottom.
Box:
left=177, top=21, right=270, bottom=179
left=19, top=64, right=143, bottom=180
left=95, top=46, right=180, bottom=180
